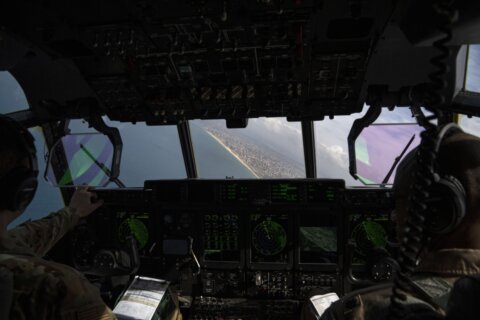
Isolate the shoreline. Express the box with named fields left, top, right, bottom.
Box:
left=204, top=130, right=260, bottom=178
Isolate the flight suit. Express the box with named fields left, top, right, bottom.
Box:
left=304, top=249, right=480, bottom=320
left=0, top=208, right=116, bottom=320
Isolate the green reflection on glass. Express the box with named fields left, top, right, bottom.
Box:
left=56, top=135, right=111, bottom=186
left=356, top=137, right=370, bottom=166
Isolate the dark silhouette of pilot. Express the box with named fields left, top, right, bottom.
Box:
left=304, top=128, right=480, bottom=320
left=0, top=115, right=115, bottom=319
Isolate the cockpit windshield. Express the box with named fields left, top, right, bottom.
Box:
left=192, top=119, right=305, bottom=179
left=2, top=68, right=477, bottom=190
left=69, top=120, right=187, bottom=187
left=61, top=109, right=423, bottom=186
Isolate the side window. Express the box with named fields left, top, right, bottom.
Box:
left=0, top=72, right=29, bottom=113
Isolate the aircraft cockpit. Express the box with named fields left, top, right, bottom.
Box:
left=2, top=0, right=480, bottom=319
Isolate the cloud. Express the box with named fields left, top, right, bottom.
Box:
left=325, top=144, right=348, bottom=168
left=314, top=111, right=366, bottom=185
left=260, top=117, right=302, bottom=135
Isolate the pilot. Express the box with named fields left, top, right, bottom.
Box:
left=0, top=115, right=114, bottom=319
left=304, top=127, right=480, bottom=320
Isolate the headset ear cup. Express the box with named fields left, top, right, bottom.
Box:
left=424, top=176, right=466, bottom=235
left=0, top=167, right=37, bottom=212
left=14, top=176, right=38, bottom=212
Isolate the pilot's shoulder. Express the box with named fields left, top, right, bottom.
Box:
left=1, top=255, right=115, bottom=319
left=0, top=255, right=66, bottom=319
left=0, top=254, right=66, bottom=291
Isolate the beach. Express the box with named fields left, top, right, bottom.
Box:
left=204, top=130, right=260, bottom=178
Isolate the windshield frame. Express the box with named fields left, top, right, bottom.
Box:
left=5, top=103, right=434, bottom=189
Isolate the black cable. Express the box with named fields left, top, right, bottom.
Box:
left=427, top=0, right=457, bottom=115
left=388, top=1, right=457, bottom=319
left=389, top=126, right=438, bottom=319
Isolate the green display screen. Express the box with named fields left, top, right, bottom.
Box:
left=250, top=213, right=290, bottom=264
left=350, top=214, right=389, bottom=263
left=271, top=183, right=299, bottom=203
left=117, top=212, right=150, bottom=250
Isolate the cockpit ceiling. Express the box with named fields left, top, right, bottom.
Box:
left=1, top=0, right=477, bottom=123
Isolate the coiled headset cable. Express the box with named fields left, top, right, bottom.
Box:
left=389, top=1, right=457, bottom=319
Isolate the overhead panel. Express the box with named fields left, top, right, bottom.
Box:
left=1, top=0, right=394, bottom=122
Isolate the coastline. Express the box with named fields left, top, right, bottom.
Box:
left=204, top=130, right=260, bottom=178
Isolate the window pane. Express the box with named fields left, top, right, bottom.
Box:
left=68, top=119, right=186, bottom=186
left=315, top=116, right=362, bottom=186
left=355, top=124, right=422, bottom=185
left=45, top=133, right=114, bottom=187
left=9, top=127, right=65, bottom=229
left=315, top=107, right=420, bottom=186
left=460, top=115, right=480, bottom=136
left=465, top=45, right=480, bottom=93
left=0, top=71, right=29, bottom=113
left=191, top=119, right=305, bottom=178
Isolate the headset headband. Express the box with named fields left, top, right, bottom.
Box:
left=434, top=123, right=464, bottom=153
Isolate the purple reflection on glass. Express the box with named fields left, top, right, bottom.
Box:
left=356, top=124, right=423, bottom=184
left=47, top=134, right=114, bottom=186
left=73, top=135, right=112, bottom=185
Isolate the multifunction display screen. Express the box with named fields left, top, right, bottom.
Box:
left=250, top=213, right=290, bottom=264
left=349, top=213, right=389, bottom=264
left=203, top=213, right=241, bottom=262
left=299, top=213, right=338, bottom=264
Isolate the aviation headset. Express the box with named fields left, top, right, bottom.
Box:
left=423, top=122, right=467, bottom=235
left=0, top=115, right=38, bottom=212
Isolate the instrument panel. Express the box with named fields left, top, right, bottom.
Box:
left=69, top=179, right=393, bottom=317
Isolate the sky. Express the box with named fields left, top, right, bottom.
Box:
left=0, top=72, right=29, bottom=113
left=466, top=45, right=480, bottom=93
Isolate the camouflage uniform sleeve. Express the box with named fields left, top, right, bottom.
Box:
left=8, top=207, right=80, bottom=257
